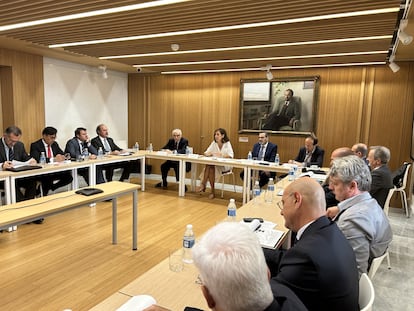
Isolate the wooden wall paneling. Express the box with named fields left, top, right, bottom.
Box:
left=128, top=74, right=147, bottom=149
left=0, top=48, right=44, bottom=146
left=128, top=64, right=414, bottom=173
left=0, top=66, right=14, bottom=129
left=368, top=63, right=414, bottom=170
left=316, top=67, right=365, bottom=164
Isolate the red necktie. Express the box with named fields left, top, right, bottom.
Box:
left=47, top=145, right=52, bottom=158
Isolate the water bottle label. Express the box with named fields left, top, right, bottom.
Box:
left=228, top=209, right=236, bottom=217
left=268, top=185, right=275, bottom=191
left=254, top=189, right=261, bottom=196
left=183, top=238, right=195, bottom=248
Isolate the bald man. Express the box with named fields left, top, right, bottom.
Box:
left=265, top=178, right=359, bottom=311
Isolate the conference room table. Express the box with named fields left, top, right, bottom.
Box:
left=144, top=151, right=290, bottom=203
left=90, top=178, right=290, bottom=310
left=0, top=181, right=140, bottom=250
left=2, top=152, right=147, bottom=204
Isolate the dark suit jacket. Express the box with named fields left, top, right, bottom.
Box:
left=65, top=137, right=98, bottom=158
left=265, top=216, right=359, bottom=311
left=252, top=142, right=277, bottom=162
left=162, top=138, right=189, bottom=154
left=91, top=136, right=122, bottom=152
left=30, top=139, right=65, bottom=163
left=264, top=280, right=308, bottom=311
left=274, top=96, right=301, bottom=122
left=0, top=139, right=31, bottom=164
left=294, top=145, right=324, bottom=167
left=370, top=165, right=393, bottom=208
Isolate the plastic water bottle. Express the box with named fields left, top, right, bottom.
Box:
left=253, top=180, right=261, bottom=204
left=266, top=178, right=275, bottom=203
left=134, top=142, right=139, bottom=152
left=97, top=147, right=104, bottom=159
left=288, top=167, right=295, bottom=181
left=227, top=198, right=237, bottom=222
left=82, top=148, right=89, bottom=160
left=275, top=153, right=280, bottom=166
left=148, top=143, right=153, bottom=152
left=39, top=152, right=46, bottom=165
left=182, top=224, right=195, bottom=263
left=247, top=151, right=253, bottom=161
left=186, top=146, right=190, bottom=155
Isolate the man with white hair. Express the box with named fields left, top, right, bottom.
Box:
left=145, top=222, right=306, bottom=311
left=328, top=155, right=393, bottom=275
left=155, top=129, right=190, bottom=189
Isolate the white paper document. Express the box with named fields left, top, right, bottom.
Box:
left=116, top=295, right=156, bottom=311
left=242, top=220, right=285, bottom=249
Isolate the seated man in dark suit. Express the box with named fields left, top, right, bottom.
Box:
left=65, top=127, right=105, bottom=185
left=367, top=145, right=393, bottom=208
left=289, top=134, right=324, bottom=167
left=264, top=178, right=359, bottom=311
left=262, top=89, right=301, bottom=131
left=240, top=132, right=277, bottom=188
left=155, top=129, right=190, bottom=189
left=30, top=126, right=73, bottom=195
left=0, top=126, right=37, bottom=202
left=145, top=222, right=307, bottom=311
left=91, top=124, right=132, bottom=182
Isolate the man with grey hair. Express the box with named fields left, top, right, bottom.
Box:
left=328, top=155, right=392, bottom=275
left=144, top=222, right=307, bottom=311
left=155, top=129, right=190, bottom=189
left=367, top=145, right=393, bottom=208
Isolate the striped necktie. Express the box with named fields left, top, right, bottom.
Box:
left=258, top=145, right=265, bottom=160
left=8, top=147, right=14, bottom=161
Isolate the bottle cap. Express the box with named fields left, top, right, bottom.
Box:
left=230, top=198, right=235, bottom=203
left=187, top=224, right=193, bottom=229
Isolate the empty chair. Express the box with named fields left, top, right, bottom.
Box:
left=393, top=163, right=412, bottom=217
left=368, top=250, right=391, bottom=279
left=219, top=170, right=236, bottom=198
left=359, top=273, right=375, bottom=311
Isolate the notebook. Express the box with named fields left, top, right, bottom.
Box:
left=6, top=165, right=42, bottom=172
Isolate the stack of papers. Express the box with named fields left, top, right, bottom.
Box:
left=116, top=295, right=156, bottom=311
left=242, top=220, right=285, bottom=249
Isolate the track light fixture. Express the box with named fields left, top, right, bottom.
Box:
left=264, top=64, right=273, bottom=80
left=398, top=19, right=413, bottom=45
left=388, top=56, right=400, bottom=73
left=389, top=61, right=400, bottom=73
left=98, top=65, right=108, bottom=79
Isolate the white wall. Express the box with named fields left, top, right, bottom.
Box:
left=43, top=57, right=128, bottom=149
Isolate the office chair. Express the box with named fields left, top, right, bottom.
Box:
left=359, top=273, right=375, bottom=311
left=219, top=170, right=236, bottom=198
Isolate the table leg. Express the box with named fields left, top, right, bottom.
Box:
left=112, top=197, right=118, bottom=245
left=132, top=190, right=138, bottom=250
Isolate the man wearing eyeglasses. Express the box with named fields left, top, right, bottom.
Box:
left=266, top=177, right=359, bottom=311
left=240, top=132, right=277, bottom=188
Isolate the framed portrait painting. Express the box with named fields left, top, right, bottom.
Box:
left=239, top=76, right=320, bottom=135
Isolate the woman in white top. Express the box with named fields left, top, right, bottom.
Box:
left=197, top=128, right=234, bottom=199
